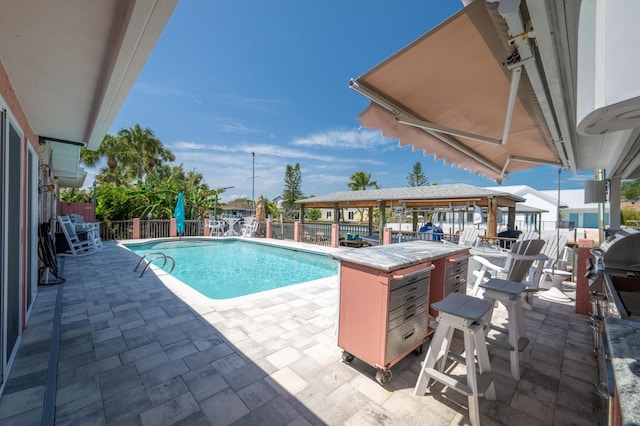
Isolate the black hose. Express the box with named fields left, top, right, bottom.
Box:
left=38, top=222, right=65, bottom=284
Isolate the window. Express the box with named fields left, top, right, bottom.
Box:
left=348, top=211, right=355, bottom=220
left=326, top=211, right=332, bottom=220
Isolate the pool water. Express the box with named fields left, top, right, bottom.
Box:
left=125, top=239, right=338, bottom=299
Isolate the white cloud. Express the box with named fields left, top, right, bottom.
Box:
left=291, top=128, right=393, bottom=150
left=173, top=141, right=208, bottom=150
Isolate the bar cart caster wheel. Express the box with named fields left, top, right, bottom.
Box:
left=342, top=351, right=354, bottom=363
left=375, top=368, right=392, bottom=385
left=414, top=344, right=424, bottom=356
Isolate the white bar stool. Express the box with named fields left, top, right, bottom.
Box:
left=414, top=293, right=495, bottom=426
left=480, top=278, right=528, bottom=380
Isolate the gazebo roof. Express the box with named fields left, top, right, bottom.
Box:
left=296, top=184, right=525, bottom=209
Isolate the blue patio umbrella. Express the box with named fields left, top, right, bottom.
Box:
left=174, top=193, right=185, bottom=236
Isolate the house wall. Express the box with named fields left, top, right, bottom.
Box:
left=1, top=59, right=42, bottom=393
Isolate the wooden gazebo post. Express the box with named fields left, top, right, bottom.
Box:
left=487, top=196, right=497, bottom=238
left=378, top=200, right=386, bottom=245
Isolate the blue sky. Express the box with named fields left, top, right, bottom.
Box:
left=106, top=0, right=594, bottom=202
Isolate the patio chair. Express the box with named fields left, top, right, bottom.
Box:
left=68, top=214, right=103, bottom=249
left=471, top=239, right=547, bottom=297
left=208, top=216, right=224, bottom=236
left=241, top=220, right=259, bottom=237
left=537, top=233, right=572, bottom=302
left=517, top=229, right=540, bottom=242
left=57, top=215, right=102, bottom=256
left=455, top=228, right=479, bottom=246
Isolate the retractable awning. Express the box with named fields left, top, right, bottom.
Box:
left=351, top=0, right=570, bottom=183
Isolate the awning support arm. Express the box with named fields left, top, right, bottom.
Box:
left=350, top=80, right=505, bottom=177
left=395, top=116, right=502, bottom=145
left=396, top=56, right=530, bottom=148
left=500, top=154, right=565, bottom=178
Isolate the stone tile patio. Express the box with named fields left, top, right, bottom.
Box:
left=0, top=239, right=600, bottom=425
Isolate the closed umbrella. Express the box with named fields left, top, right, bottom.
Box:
left=255, top=195, right=266, bottom=237
left=255, top=195, right=266, bottom=222
left=174, top=193, right=185, bottom=237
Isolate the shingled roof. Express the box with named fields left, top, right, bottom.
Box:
left=296, top=183, right=524, bottom=209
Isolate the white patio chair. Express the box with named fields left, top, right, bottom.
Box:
left=458, top=228, right=479, bottom=246
left=209, top=216, right=224, bottom=236
left=471, top=239, right=547, bottom=298
left=57, top=215, right=101, bottom=256
left=68, top=214, right=103, bottom=249
left=241, top=220, right=259, bottom=237
left=537, top=234, right=572, bottom=302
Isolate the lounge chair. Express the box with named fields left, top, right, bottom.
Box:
left=57, top=215, right=102, bottom=256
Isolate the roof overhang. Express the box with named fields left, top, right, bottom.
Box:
left=527, top=0, right=640, bottom=180
left=0, top=0, right=177, bottom=187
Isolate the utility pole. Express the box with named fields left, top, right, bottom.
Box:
left=213, top=186, right=234, bottom=220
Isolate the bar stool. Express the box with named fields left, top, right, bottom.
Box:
left=414, top=293, right=495, bottom=426
left=480, top=278, right=528, bottom=380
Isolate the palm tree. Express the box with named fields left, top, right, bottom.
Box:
left=347, top=171, right=379, bottom=223
left=80, top=134, right=135, bottom=186
left=118, top=124, right=175, bottom=182
left=348, top=171, right=379, bottom=191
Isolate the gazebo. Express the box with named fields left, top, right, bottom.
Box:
left=296, top=184, right=525, bottom=241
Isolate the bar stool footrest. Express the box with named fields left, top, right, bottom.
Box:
left=423, top=368, right=495, bottom=397
left=486, top=335, right=529, bottom=352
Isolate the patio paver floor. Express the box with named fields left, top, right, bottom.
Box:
left=0, top=240, right=600, bottom=425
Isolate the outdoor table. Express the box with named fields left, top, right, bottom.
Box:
left=224, top=217, right=241, bottom=236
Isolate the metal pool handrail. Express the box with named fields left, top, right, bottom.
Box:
left=133, top=252, right=176, bottom=277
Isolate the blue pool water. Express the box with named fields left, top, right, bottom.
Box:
left=125, top=239, right=338, bottom=299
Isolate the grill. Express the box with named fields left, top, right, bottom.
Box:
left=586, top=229, right=640, bottom=424
left=590, top=228, right=640, bottom=319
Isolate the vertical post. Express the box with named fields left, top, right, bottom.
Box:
left=557, top=168, right=562, bottom=260
left=266, top=220, right=272, bottom=239
left=507, top=206, right=516, bottom=231
left=609, top=177, right=621, bottom=230
left=378, top=200, right=386, bottom=245
left=214, top=193, right=218, bottom=220
left=92, top=180, right=97, bottom=221
left=487, top=197, right=497, bottom=238
left=294, top=221, right=301, bottom=242
left=596, top=169, right=606, bottom=245
left=170, top=218, right=177, bottom=237
left=252, top=152, right=255, bottom=212
left=331, top=223, right=340, bottom=248
left=132, top=218, right=140, bottom=239
left=383, top=227, right=392, bottom=245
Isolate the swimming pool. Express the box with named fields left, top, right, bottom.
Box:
left=124, top=239, right=338, bottom=299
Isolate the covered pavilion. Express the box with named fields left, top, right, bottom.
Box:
left=296, top=183, right=525, bottom=241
